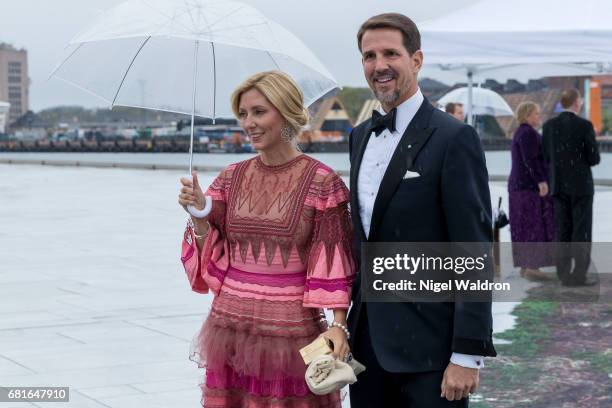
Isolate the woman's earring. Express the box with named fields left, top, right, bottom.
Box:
left=281, top=123, right=295, bottom=142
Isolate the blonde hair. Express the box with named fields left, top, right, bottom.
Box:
left=516, top=101, right=539, bottom=124
left=231, top=71, right=309, bottom=138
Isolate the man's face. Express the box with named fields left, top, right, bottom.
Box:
left=361, top=28, right=422, bottom=110
left=453, top=105, right=465, bottom=122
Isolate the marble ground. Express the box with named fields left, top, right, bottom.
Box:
left=1, top=164, right=611, bottom=407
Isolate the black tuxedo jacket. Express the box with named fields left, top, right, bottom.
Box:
left=346, top=98, right=496, bottom=373
left=542, top=112, right=600, bottom=197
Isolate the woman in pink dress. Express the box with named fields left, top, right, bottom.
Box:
left=178, top=71, right=356, bottom=408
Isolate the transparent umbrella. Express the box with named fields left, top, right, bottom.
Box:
left=51, top=0, right=339, bottom=215
left=437, top=86, right=514, bottom=117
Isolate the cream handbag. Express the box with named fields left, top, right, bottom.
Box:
left=305, top=355, right=366, bottom=395
left=299, top=337, right=366, bottom=395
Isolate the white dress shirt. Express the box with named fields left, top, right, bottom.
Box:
left=356, top=88, right=484, bottom=370
left=357, top=88, right=424, bottom=238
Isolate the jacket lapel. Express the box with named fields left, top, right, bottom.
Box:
left=368, top=99, right=435, bottom=241
left=350, top=121, right=372, bottom=242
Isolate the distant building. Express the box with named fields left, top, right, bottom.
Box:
left=597, top=75, right=612, bottom=110
left=419, top=77, right=451, bottom=101
left=301, top=96, right=353, bottom=143
left=496, top=76, right=612, bottom=136
left=482, top=79, right=503, bottom=94
left=503, top=79, right=526, bottom=94
left=0, top=43, right=29, bottom=125
left=0, top=101, right=9, bottom=133
left=526, top=79, right=547, bottom=92
left=355, top=99, right=381, bottom=126
left=496, top=88, right=563, bottom=137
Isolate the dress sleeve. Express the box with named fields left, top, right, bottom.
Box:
left=180, top=166, right=233, bottom=295
left=303, top=170, right=356, bottom=309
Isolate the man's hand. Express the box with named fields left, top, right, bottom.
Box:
left=440, top=362, right=479, bottom=401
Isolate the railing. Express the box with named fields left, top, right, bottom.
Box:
left=2, top=137, right=612, bottom=153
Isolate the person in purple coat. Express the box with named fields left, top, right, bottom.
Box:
left=508, top=101, right=555, bottom=280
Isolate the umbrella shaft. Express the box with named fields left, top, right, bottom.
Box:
left=189, top=41, right=200, bottom=175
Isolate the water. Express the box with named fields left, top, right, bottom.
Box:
left=2, top=151, right=612, bottom=179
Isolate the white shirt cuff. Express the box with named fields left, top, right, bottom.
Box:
left=450, top=352, right=484, bottom=369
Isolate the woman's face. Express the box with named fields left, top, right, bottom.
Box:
left=526, top=106, right=541, bottom=128
left=238, top=88, right=285, bottom=152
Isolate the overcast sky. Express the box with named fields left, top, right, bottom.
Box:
left=1, top=0, right=478, bottom=110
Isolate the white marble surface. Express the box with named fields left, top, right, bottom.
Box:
left=1, top=164, right=610, bottom=407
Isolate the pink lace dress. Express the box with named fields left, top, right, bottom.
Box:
left=181, top=154, right=355, bottom=408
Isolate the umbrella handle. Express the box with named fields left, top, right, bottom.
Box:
left=183, top=174, right=213, bottom=218
left=188, top=199, right=212, bottom=219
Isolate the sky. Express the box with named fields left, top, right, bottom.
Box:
left=1, top=0, right=479, bottom=110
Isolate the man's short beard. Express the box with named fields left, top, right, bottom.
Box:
left=375, top=89, right=401, bottom=106
left=374, top=82, right=409, bottom=107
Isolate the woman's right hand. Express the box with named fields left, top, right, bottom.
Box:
left=179, top=171, right=205, bottom=213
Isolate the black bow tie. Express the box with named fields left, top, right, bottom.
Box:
left=369, top=108, right=397, bottom=136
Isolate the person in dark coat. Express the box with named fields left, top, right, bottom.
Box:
left=346, top=13, right=495, bottom=407
left=542, top=88, right=600, bottom=286
left=507, top=101, right=555, bottom=281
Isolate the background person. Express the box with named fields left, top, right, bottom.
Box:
left=543, top=88, right=600, bottom=286
left=346, top=13, right=496, bottom=407
left=445, top=102, right=465, bottom=122
left=507, top=101, right=555, bottom=281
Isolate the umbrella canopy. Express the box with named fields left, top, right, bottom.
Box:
left=50, top=0, right=338, bottom=119
left=437, top=87, right=513, bottom=117
left=418, top=0, right=612, bottom=123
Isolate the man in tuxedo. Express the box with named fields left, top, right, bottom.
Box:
left=542, top=88, right=600, bottom=286
left=346, top=13, right=496, bottom=407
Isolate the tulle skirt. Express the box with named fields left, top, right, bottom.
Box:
left=190, top=290, right=341, bottom=408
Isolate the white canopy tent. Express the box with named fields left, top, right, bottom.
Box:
left=419, top=0, right=612, bottom=124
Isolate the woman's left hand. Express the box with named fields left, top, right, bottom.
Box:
left=321, top=326, right=350, bottom=361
